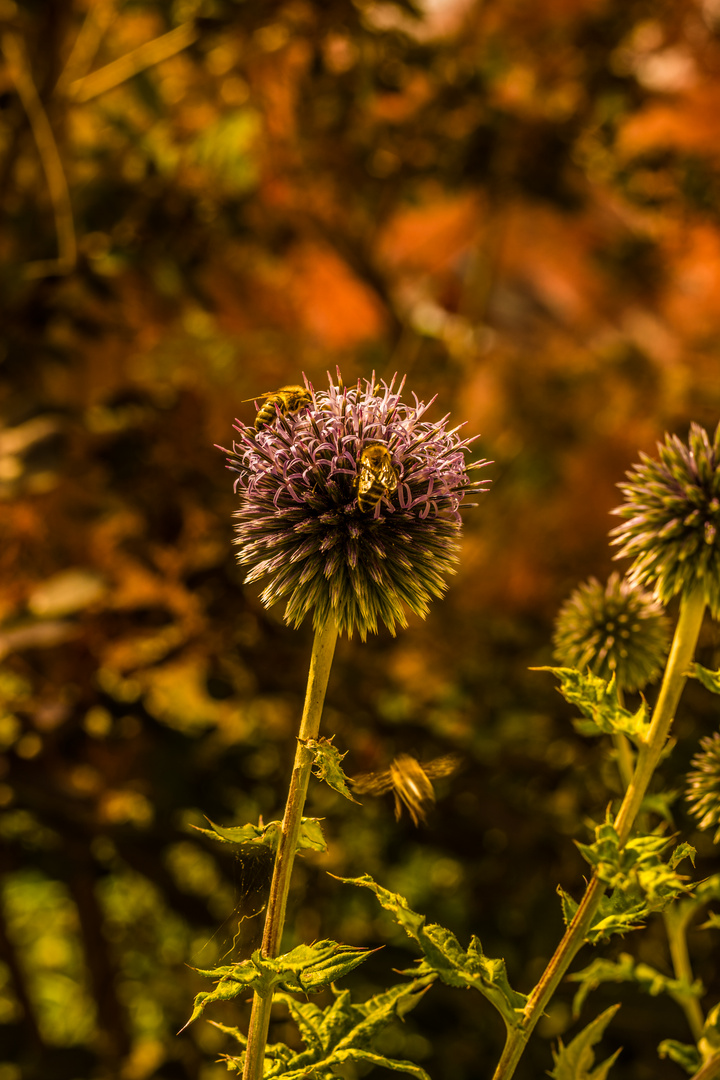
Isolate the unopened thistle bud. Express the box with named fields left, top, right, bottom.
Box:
left=553, top=573, right=669, bottom=692
left=611, top=422, right=720, bottom=616
left=226, top=374, right=489, bottom=640
left=686, top=732, right=720, bottom=842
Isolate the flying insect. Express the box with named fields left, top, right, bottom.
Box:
left=351, top=753, right=459, bottom=825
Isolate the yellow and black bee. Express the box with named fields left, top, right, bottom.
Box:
left=350, top=753, right=459, bottom=826
left=355, top=443, right=399, bottom=513
left=244, top=385, right=313, bottom=431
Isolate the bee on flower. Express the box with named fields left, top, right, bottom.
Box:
left=224, top=373, right=490, bottom=640
left=244, top=385, right=313, bottom=431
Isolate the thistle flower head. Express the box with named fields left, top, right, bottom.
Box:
left=553, top=572, right=669, bottom=691
left=611, top=422, right=720, bottom=615
left=226, top=373, right=489, bottom=640
left=686, top=732, right=720, bottom=842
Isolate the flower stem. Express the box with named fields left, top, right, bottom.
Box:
left=690, top=1054, right=720, bottom=1080
left=492, top=586, right=706, bottom=1080
left=664, top=905, right=704, bottom=1041
left=241, top=617, right=339, bottom=1080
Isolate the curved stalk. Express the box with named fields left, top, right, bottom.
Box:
left=492, top=586, right=706, bottom=1080
left=242, top=617, right=339, bottom=1080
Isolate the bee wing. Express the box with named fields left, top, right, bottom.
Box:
left=241, top=392, right=273, bottom=403
left=355, top=459, right=375, bottom=495
left=422, top=754, right=461, bottom=780
left=381, top=459, right=399, bottom=493
left=350, top=769, right=394, bottom=795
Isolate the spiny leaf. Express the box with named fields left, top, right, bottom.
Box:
left=225, top=980, right=432, bottom=1079
left=700, top=1002, right=720, bottom=1058
left=191, top=816, right=326, bottom=853
left=657, top=1039, right=701, bottom=1075
left=330, top=1048, right=430, bottom=1078
left=689, top=663, right=720, bottom=695
left=182, top=940, right=375, bottom=1029
left=573, top=814, right=694, bottom=941
left=335, top=873, right=527, bottom=1030
left=549, top=1004, right=622, bottom=1080
left=303, top=735, right=359, bottom=802
left=274, top=997, right=325, bottom=1053
left=569, top=953, right=703, bottom=1019
left=207, top=1020, right=246, bottom=1045
left=535, top=667, right=650, bottom=746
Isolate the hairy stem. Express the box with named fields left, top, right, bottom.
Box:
left=492, top=586, right=706, bottom=1080
left=242, top=617, right=339, bottom=1080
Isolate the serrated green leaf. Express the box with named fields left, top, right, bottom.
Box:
left=335, top=873, right=527, bottom=1031
left=274, top=996, right=325, bottom=1053
left=191, top=816, right=326, bottom=853
left=700, top=1002, right=720, bottom=1058
left=569, top=953, right=703, bottom=1019
left=228, top=980, right=432, bottom=1079
left=535, top=667, right=650, bottom=746
left=331, top=1048, right=430, bottom=1078
left=573, top=814, right=694, bottom=943
left=207, top=1020, right=247, bottom=1045
left=297, top=817, right=327, bottom=852
left=689, top=663, right=720, bottom=695
left=183, top=940, right=375, bottom=1029
left=658, top=1039, right=702, bottom=1075
left=670, top=842, right=696, bottom=870
left=549, top=1004, right=622, bottom=1080
left=192, top=818, right=280, bottom=846
left=303, top=736, right=359, bottom=803
left=667, top=874, right=720, bottom=937
left=558, top=885, right=579, bottom=927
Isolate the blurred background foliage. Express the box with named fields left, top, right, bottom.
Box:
left=1, top=0, right=720, bottom=1077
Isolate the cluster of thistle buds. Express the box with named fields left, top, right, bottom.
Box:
left=552, top=420, right=720, bottom=836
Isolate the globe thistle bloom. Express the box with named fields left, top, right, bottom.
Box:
left=553, top=573, right=669, bottom=692
left=611, top=423, right=720, bottom=616
left=226, top=374, right=489, bottom=640
left=686, top=732, right=720, bottom=842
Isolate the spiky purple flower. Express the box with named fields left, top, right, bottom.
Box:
left=686, top=732, right=720, bottom=842
left=226, top=374, right=489, bottom=640
left=553, top=573, right=669, bottom=692
left=611, top=423, right=720, bottom=616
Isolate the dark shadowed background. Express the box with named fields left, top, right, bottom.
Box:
left=2, top=1, right=720, bottom=1078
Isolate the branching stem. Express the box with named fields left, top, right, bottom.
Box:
left=241, top=617, right=339, bottom=1080
left=492, top=586, right=706, bottom=1080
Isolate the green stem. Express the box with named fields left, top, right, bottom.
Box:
left=492, top=586, right=706, bottom=1080
left=241, top=617, right=339, bottom=1080
left=690, top=1054, right=720, bottom=1080
left=611, top=687, right=635, bottom=797
left=664, top=905, right=704, bottom=1041
left=613, top=732, right=635, bottom=789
